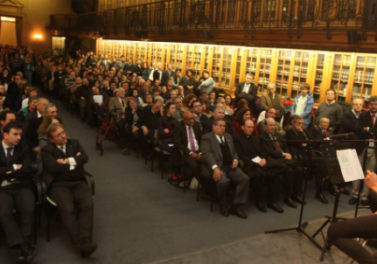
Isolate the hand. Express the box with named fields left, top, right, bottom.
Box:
left=80, top=96, right=85, bottom=100
left=132, top=126, right=139, bottom=134
left=76, top=152, right=81, bottom=156
left=56, top=158, right=65, bottom=164
left=33, top=146, right=41, bottom=152
left=191, top=152, right=198, bottom=159
left=283, top=153, right=292, bottom=160
left=364, top=127, right=369, bottom=131
left=212, top=168, right=222, bottom=182
left=302, top=143, right=307, bottom=147
left=365, top=170, right=377, bottom=193
left=259, top=159, right=267, bottom=167
left=141, top=126, right=148, bottom=136
left=232, top=160, right=238, bottom=169
left=164, top=128, right=170, bottom=134
left=196, top=152, right=202, bottom=160
left=15, top=164, right=22, bottom=170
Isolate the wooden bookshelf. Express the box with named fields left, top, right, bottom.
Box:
left=96, top=39, right=377, bottom=104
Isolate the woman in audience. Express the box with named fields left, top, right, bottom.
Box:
left=233, top=107, right=258, bottom=135
left=158, top=102, right=178, bottom=154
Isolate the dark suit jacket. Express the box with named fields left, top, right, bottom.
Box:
left=23, top=111, right=43, bottom=149
left=285, top=127, right=311, bottom=159
left=136, top=105, right=161, bottom=138
left=235, top=82, right=258, bottom=106
left=174, top=121, right=202, bottom=156
left=201, top=132, right=238, bottom=171
left=339, top=110, right=363, bottom=153
left=259, top=131, right=287, bottom=159
left=3, top=81, right=21, bottom=111
left=235, top=132, right=267, bottom=169
left=153, top=70, right=162, bottom=82
left=41, top=139, right=88, bottom=186
left=0, top=142, right=33, bottom=187
left=162, top=70, right=175, bottom=85
left=311, top=126, right=333, bottom=140
left=357, top=111, right=377, bottom=151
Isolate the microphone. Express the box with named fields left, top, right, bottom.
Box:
left=328, top=132, right=355, bottom=139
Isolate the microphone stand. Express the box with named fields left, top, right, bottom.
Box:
left=264, top=137, right=323, bottom=250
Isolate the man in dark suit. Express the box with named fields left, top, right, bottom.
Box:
left=152, top=62, right=163, bottom=82
left=286, top=115, right=328, bottom=204
left=174, top=111, right=202, bottom=182
left=235, top=119, right=283, bottom=213
left=350, top=96, right=377, bottom=205
left=260, top=117, right=298, bottom=212
left=3, top=74, right=22, bottom=111
left=201, top=118, right=249, bottom=219
left=312, top=117, right=333, bottom=140
left=339, top=98, right=364, bottom=154
left=235, top=74, right=258, bottom=114
left=204, top=105, right=235, bottom=136
left=42, top=123, right=97, bottom=258
left=23, top=97, right=49, bottom=152
left=161, top=63, right=175, bottom=86
left=0, top=122, right=35, bottom=263
left=191, top=100, right=211, bottom=133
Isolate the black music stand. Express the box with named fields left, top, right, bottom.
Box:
left=264, top=138, right=323, bottom=251
left=309, top=139, right=350, bottom=261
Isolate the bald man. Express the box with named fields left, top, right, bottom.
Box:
left=174, top=111, right=202, bottom=183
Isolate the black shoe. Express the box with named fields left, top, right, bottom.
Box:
left=315, top=192, right=328, bottom=204
left=348, top=197, right=358, bottom=205
left=256, top=201, right=267, bottom=213
left=267, top=202, right=284, bottom=213
left=229, top=206, right=248, bottom=219
left=219, top=204, right=229, bottom=217
left=284, top=197, right=297, bottom=208
left=79, top=242, right=98, bottom=258
left=20, top=244, right=35, bottom=264
left=361, top=199, right=369, bottom=206
left=291, top=194, right=305, bottom=205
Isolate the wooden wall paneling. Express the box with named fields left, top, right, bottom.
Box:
left=319, top=53, right=334, bottom=102
left=166, top=44, right=171, bottom=68
left=345, top=54, right=357, bottom=102
left=229, top=47, right=238, bottom=94
left=133, top=42, right=137, bottom=63
left=254, top=49, right=262, bottom=88
left=372, top=61, right=377, bottom=97
left=160, top=43, right=166, bottom=68
left=181, top=45, right=188, bottom=75
left=269, top=49, right=279, bottom=85
left=306, top=52, right=316, bottom=90
left=199, top=45, right=206, bottom=75
left=286, top=51, right=296, bottom=98
left=207, top=46, right=214, bottom=76
left=218, top=47, right=225, bottom=86
left=147, top=43, right=152, bottom=66
left=239, top=48, right=247, bottom=83
left=225, top=0, right=229, bottom=24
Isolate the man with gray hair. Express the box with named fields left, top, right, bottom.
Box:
left=204, top=105, right=235, bottom=135
left=43, top=103, right=58, bottom=118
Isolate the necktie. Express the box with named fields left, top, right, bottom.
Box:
left=272, top=135, right=282, bottom=152
left=324, top=130, right=328, bottom=137
left=372, top=113, right=375, bottom=126
left=121, top=99, right=125, bottom=108
left=220, top=137, right=225, bottom=145
left=6, top=147, right=13, bottom=165
left=188, top=127, right=196, bottom=153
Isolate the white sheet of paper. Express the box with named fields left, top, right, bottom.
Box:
left=336, top=149, right=364, bottom=182
left=93, top=95, right=103, bottom=104
left=251, top=156, right=262, bottom=164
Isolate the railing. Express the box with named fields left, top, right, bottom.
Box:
left=49, top=0, right=376, bottom=36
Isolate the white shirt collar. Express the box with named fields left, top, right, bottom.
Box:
left=37, top=111, right=42, bottom=118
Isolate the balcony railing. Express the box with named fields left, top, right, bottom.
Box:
left=49, top=0, right=376, bottom=36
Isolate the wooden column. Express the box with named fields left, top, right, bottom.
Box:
left=239, top=48, right=247, bottom=82
left=346, top=54, right=357, bottom=102
left=229, top=47, right=238, bottom=92
left=207, top=46, right=214, bottom=76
